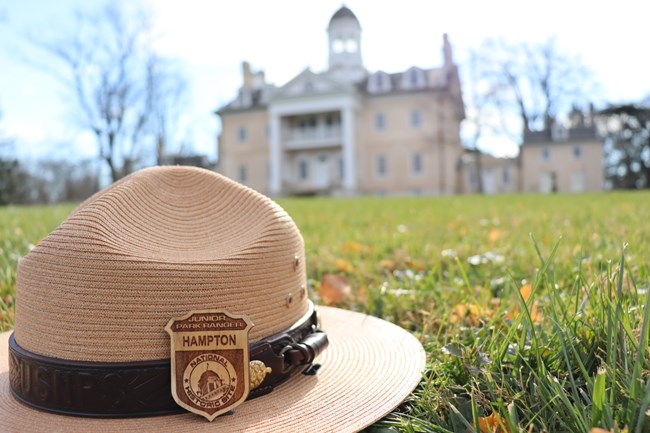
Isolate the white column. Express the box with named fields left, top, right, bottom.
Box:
left=341, top=106, right=356, bottom=192
left=269, top=113, right=281, bottom=195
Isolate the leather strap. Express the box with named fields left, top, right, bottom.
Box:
left=8, top=306, right=327, bottom=418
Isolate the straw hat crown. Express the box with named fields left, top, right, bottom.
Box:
left=14, top=166, right=309, bottom=363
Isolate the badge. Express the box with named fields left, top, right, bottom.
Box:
left=165, top=310, right=254, bottom=421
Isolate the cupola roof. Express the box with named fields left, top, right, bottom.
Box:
left=329, top=6, right=359, bottom=25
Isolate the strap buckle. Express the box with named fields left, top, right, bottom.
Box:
left=279, top=329, right=328, bottom=373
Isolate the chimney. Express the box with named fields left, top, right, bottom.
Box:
left=443, top=33, right=453, bottom=67
left=587, top=102, right=595, bottom=126
left=242, top=61, right=253, bottom=89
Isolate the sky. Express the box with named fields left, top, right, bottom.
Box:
left=1, top=0, right=649, bottom=163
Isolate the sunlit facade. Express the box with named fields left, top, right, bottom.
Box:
left=216, top=6, right=465, bottom=196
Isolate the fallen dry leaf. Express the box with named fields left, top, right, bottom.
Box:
left=411, top=260, right=426, bottom=272
left=520, top=284, right=541, bottom=323
left=529, top=303, right=541, bottom=323
left=356, top=285, right=368, bottom=303
left=520, top=284, right=533, bottom=302
left=318, top=274, right=351, bottom=305
left=450, top=303, right=483, bottom=326
left=488, top=228, right=502, bottom=243
left=336, top=258, right=354, bottom=273
left=470, top=412, right=512, bottom=433
left=392, top=248, right=411, bottom=264
left=505, top=284, right=542, bottom=324
left=379, top=259, right=396, bottom=271
left=339, top=241, right=363, bottom=254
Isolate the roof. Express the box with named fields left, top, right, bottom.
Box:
left=523, top=126, right=599, bottom=145
left=216, top=87, right=272, bottom=114
left=329, top=6, right=359, bottom=24
left=358, top=67, right=448, bottom=95
left=599, top=104, right=650, bottom=116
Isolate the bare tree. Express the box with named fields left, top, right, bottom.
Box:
left=30, top=3, right=186, bottom=182
left=463, top=51, right=506, bottom=194
left=469, top=37, right=594, bottom=140
left=146, top=54, right=188, bottom=165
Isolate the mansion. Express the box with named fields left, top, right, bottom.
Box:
left=216, top=6, right=465, bottom=196
left=215, top=6, right=604, bottom=196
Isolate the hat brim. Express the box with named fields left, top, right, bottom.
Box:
left=0, top=306, right=424, bottom=432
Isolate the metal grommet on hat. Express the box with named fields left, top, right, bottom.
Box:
left=0, top=166, right=424, bottom=432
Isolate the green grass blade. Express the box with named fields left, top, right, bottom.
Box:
left=632, top=281, right=650, bottom=433
left=591, top=367, right=607, bottom=428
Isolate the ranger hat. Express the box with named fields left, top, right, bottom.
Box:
left=0, top=166, right=424, bottom=432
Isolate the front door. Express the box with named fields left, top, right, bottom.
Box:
left=315, top=154, right=330, bottom=189
left=482, top=168, right=496, bottom=195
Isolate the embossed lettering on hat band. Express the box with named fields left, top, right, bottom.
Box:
left=8, top=305, right=327, bottom=418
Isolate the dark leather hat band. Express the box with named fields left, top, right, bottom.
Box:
left=8, top=308, right=327, bottom=418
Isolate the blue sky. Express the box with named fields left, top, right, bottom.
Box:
left=1, top=0, right=649, bottom=162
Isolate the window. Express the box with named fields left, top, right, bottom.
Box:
left=333, top=37, right=357, bottom=53
left=503, top=167, right=510, bottom=185
left=236, top=90, right=252, bottom=108
left=345, top=39, right=358, bottom=52
left=542, top=147, right=551, bottom=161
left=540, top=172, right=557, bottom=193
left=482, top=168, right=495, bottom=195
left=381, top=74, right=391, bottom=91
left=298, top=159, right=309, bottom=181
left=469, top=168, right=477, bottom=186
left=374, top=112, right=386, bottom=131
left=338, top=157, right=344, bottom=180
left=237, top=126, right=247, bottom=143
left=298, top=116, right=317, bottom=139
left=368, top=72, right=392, bottom=93
left=410, top=69, right=419, bottom=86
left=571, top=172, right=585, bottom=192
left=410, top=110, right=422, bottom=128
left=402, top=67, right=425, bottom=89
left=299, top=117, right=317, bottom=129
left=376, top=155, right=388, bottom=177
left=333, top=38, right=344, bottom=53
left=412, top=153, right=423, bottom=175
left=573, top=145, right=582, bottom=160
left=238, top=165, right=247, bottom=184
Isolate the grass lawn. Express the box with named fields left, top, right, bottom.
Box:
left=1, top=192, right=649, bottom=432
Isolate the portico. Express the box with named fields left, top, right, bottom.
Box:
left=269, top=91, right=358, bottom=195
